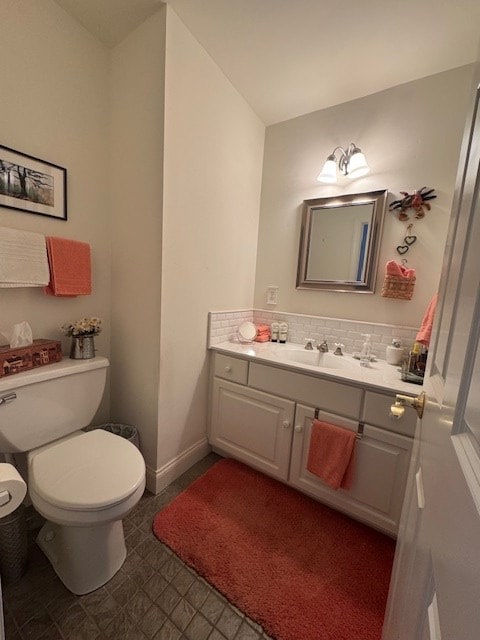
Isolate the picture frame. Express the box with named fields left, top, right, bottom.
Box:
left=0, top=144, right=67, bottom=220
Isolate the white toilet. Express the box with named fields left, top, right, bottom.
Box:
left=0, top=356, right=145, bottom=595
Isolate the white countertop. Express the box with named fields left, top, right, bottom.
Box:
left=210, top=340, right=422, bottom=395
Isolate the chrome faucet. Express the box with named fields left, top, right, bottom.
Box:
left=304, top=339, right=316, bottom=350
left=317, top=340, right=329, bottom=353
left=333, top=343, right=344, bottom=356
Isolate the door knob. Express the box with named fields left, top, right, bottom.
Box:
left=282, top=420, right=291, bottom=429
left=294, top=425, right=303, bottom=433
left=224, top=365, right=232, bottom=373
left=390, top=391, right=426, bottom=420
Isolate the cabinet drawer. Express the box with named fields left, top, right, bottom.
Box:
left=213, top=353, right=249, bottom=385
left=362, top=390, right=416, bottom=438
left=248, top=362, right=362, bottom=419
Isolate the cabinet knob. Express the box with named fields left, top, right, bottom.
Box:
left=294, top=424, right=303, bottom=433
left=224, top=365, right=232, bottom=373
left=282, top=420, right=291, bottom=429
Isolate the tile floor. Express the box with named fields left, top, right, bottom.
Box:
left=2, top=453, right=274, bottom=640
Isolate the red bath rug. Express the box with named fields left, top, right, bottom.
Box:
left=153, top=458, right=395, bottom=640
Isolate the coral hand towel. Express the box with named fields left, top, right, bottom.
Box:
left=44, top=236, right=91, bottom=296
left=307, top=420, right=356, bottom=490
left=416, top=293, right=438, bottom=347
left=254, top=324, right=271, bottom=343
left=386, top=260, right=416, bottom=279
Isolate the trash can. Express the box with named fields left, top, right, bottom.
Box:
left=0, top=504, right=28, bottom=584
left=96, top=423, right=140, bottom=449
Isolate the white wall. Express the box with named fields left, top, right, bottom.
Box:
left=0, top=0, right=111, bottom=420
left=157, top=7, right=265, bottom=484
left=109, top=8, right=166, bottom=479
left=0, top=1, right=264, bottom=495
left=254, top=66, right=474, bottom=328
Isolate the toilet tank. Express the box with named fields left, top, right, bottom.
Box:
left=0, top=357, right=109, bottom=453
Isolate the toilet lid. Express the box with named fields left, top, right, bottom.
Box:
left=30, top=430, right=146, bottom=511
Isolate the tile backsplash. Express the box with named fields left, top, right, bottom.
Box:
left=208, top=309, right=418, bottom=359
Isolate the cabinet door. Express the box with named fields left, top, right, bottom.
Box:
left=290, top=405, right=412, bottom=535
left=210, top=378, right=295, bottom=481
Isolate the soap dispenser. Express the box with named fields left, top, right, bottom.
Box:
left=359, top=334, right=371, bottom=367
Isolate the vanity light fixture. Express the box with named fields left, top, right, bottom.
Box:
left=317, top=143, right=370, bottom=184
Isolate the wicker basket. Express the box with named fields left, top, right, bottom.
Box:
left=0, top=339, right=62, bottom=378
left=381, top=274, right=416, bottom=300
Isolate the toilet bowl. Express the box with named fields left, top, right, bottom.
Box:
left=0, top=356, right=146, bottom=595
left=28, top=429, right=145, bottom=594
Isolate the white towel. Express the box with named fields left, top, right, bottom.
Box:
left=0, top=226, right=50, bottom=287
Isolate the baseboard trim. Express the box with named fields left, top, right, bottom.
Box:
left=145, top=437, right=211, bottom=494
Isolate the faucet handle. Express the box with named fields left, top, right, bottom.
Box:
left=304, top=338, right=316, bottom=350
left=334, top=343, right=344, bottom=356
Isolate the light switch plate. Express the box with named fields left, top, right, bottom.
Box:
left=266, top=286, right=278, bottom=305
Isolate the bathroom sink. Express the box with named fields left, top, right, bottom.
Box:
left=278, top=349, right=353, bottom=370
left=281, top=349, right=320, bottom=366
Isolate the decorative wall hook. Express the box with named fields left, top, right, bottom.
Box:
left=389, top=187, right=436, bottom=220
left=396, top=224, right=417, bottom=255
left=404, top=223, right=417, bottom=246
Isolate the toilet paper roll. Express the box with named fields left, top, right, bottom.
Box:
left=0, top=464, right=26, bottom=518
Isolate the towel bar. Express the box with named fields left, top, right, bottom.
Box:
left=312, top=409, right=364, bottom=440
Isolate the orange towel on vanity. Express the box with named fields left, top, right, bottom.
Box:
left=416, top=293, right=438, bottom=347
left=44, top=236, right=92, bottom=296
left=254, top=324, right=271, bottom=343
left=306, top=420, right=356, bottom=490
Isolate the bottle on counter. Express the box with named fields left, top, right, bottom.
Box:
left=270, top=322, right=279, bottom=342
left=278, top=322, right=288, bottom=343
left=401, top=341, right=424, bottom=384
left=359, top=334, right=372, bottom=367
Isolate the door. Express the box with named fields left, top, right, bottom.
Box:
left=210, top=378, right=295, bottom=480
left=383, top=63, right=480, bottom=639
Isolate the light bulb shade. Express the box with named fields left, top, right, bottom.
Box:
left=317, top=158, right=337, bottom=183
left=347, top=150, right=370, bottom=178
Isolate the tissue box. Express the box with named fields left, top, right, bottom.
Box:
left=0, top=340, right=62, bottom=378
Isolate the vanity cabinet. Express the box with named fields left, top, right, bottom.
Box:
left=209, top=352, right=416, bottom=535
left=290, top=405, right=412, bottom=535
left=210, top=378, right=294, bottom=480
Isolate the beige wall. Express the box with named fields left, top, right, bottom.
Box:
left=254, top=66, right=474, bottom=328
left=0, top=0, right=111, bottom=420
left=157, top=8, right=265, bottom=482
left=109, top=8, right=166, bottom=478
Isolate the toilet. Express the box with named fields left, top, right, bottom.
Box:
left=0, top=356, right=145, bottom=595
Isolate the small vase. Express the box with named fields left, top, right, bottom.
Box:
left=70, top=335, right=95, bottom=359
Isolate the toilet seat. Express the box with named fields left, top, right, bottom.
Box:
left=29, top=430, right=145, bottom=512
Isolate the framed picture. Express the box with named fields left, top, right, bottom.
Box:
left=0, top=145, right=67, bottom=220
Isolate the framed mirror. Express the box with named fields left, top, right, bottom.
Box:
left=296, top=189, right=387, bottom=293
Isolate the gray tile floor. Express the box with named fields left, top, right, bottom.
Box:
left=2, top=453, right=274, bottom=640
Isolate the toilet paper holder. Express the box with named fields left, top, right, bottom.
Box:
left=0, top=393, right=16, bottom=407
